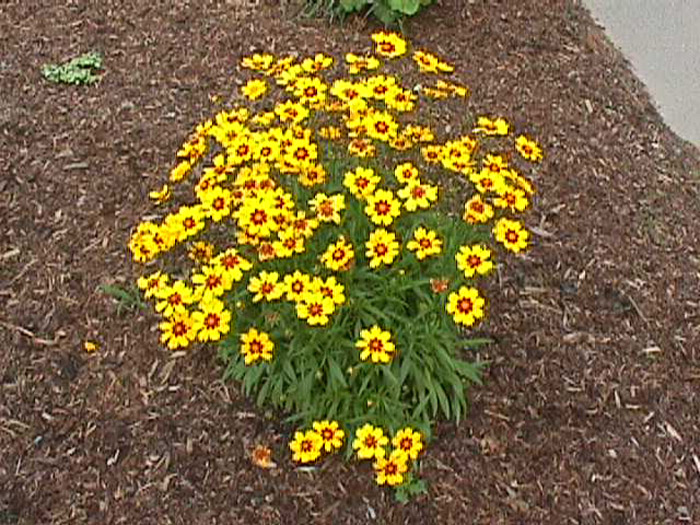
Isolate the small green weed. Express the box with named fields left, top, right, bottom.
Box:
left=100, top=283, right=148, bottom=314
left=42, top=51, right=103, bottom=85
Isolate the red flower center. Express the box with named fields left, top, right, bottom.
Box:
left=205, top=313, right=220, bottom=329
left=458, top=298, right=473, bottom=314
left=173, top=322, right=187, bottom=336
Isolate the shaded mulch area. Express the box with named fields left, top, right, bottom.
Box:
left=2, top=0, right=699, bottom=523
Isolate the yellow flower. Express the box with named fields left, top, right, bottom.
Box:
left=240, top=328, right=274, bottom=365
left=493, top=218, right=530, bottom=253
left=493, top=186, right=530, bottom=213
left=371, top=31, right=407, bottom=58
left=309, top=192, right=345, bottom=224
left=446, top=286, right=486, bottom=327
left=155, top=280, right=195, bottom=318
left=348, top=138, right=376, bottom=158
left=192, top=298, right=232, bottom=343
left=292, top=76, right=328, bottom=108
left=406, top=227, right=442, bottom=260
left=515, top=135, right=544, bottom=162
left=159, top=311, right=197, bottom=350
left=241, top=78, right=268, bottom=101
left=309, top=276, right=346, bottom=306
left=397, top=179, right=438, bottom=212
left=365, top=229, right=400, bottom=269
left=321, top=236, right=355, bottom=272
left=188, top=241, right=215, bottom=264
left=463, top=194, right=494, bottom=224
left=212, top=248, right=253, bottom=283
left=356, top=325, right=396, bottom=364
left=296, top=292, right=335, bottom=326
left=137, top=270, right=170, bottom=299
left=283, top=270, right=312, bottom=302
left=248, top=271, right=284, bottom=302
left=473, top=116, right=510, bottom=136
left=192, top=264, right=231, bottom=301
left=289, top=430, right=323, bottom=463
left=312, top=420, right=345, bottom=452
left=374, top=450, right=409, bottom=486
left=353, top=423, right=389, bottom=460
left=274, top=100, right=309, bottom=124
left=392, top=427, right=424, bottom=460
left=365, top=189, right=401, bottom=227
left=83, top=341, right=99, bottom=353
left=301, top=53, right=333, bottom=73
left=241, top=53, right=274, bottom=71
left=394, top=162, right=419, bottom=185
left=455, top=245, right=494, bottom=278
left=344, top=53, right=381, bottom=74
left=343, top=166, right=381, bottom=200
left=149, top=184, right=172, bottom=204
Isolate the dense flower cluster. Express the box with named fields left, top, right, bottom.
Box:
left=129, top=30, right=543, bottom=491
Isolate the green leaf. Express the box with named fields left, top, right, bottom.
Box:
left=328, top=357, right=348, bottom=389
left=388, top=0, right=420, bottom=15
left=340, top=0, right=367, bottom=13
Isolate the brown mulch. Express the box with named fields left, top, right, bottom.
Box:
left=2, top=0, right=699, bottom=523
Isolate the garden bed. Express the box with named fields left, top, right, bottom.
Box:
left=1, top=0, right=699, bottom=523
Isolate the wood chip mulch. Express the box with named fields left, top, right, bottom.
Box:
left=1, top=1, right=699, bottom=523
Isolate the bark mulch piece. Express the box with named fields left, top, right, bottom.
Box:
left=1, top=0, right=699, bottom=523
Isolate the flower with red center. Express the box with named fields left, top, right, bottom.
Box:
left=137, top=271, right=170, bottom=300
left=406, top=227, right=443, bottom=260
left=371, top=32, right=407, bottom=58
left=493, top=217, right=530, bottom=253
left=240, top=327, right=274, bottom=365
left=192, top=298, right=232, bottom=343
left=356, top=325, right=396, bottom=364
left=296, top=292, right=335, bottom=326
left=213, top=248, right=253, bottom=283
left=321, top=236, right=355, bottom=272
left=283, top=270, right=312, bottom=302
left=515, top=135, right=543, bottom=162
left=353, top=423, right=389, bottom=460
left=365, top=228, right=399, bottom=269
left=463, top=194, right=495, bottom=224
left=155, top=280, right=195, bottom=318
left=289, top=430, right=323, bottom=463
left=159, top=311, right=197, bottom=350
left=373, top=450, right=409, bottom=486
left=247, top=271, right=284, bottom=302
left=309, top=192, right=345, bottom=224
left=398, top=179, right=438, bottom=212
left=446, top=286, right=486, bottom=327
left=312, top=420, right=345, bottom=452
left=455, top=245, right=494, bottom=278
left=365, top=189, right=401, bottom=227
left=343, top=166, right=380, bottom=200
left=473, top=116, right=510, bottom=136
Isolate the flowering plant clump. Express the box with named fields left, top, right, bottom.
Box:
left=129, top=31, right=544, bottom=496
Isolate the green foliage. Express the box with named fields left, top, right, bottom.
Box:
left=394, top=472, right=428, bottom=502
left=306, top=0, right=434, bottom=25
left=100, top=283, right=148, bottom=314
left=42, top=51, right=103, bottom=85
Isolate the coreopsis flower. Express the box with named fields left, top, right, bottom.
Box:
left=236, top=196, right=278, bottom=238
left=309, top=276, right=345, bottom=306
left=482, top=154, right=509, bottom=176
left=293, top=76, right=328, bottom=108
left=321, top=236, right=355, bottom=272
left=301, top=53, right=333, bottom=73
left=470, top=170, right=507, bottom=195
left=455, top=245, right=494, bottom=278
left=494, top=186, right=530, bottom=213
left=345, top=53, right=381, bottom=75
left=364, top=111, right=398, bottom=142
left=435, top=79, right=468, bottom=97
left=241, top=53, right=274, bottom=71
left=289, top=211, right=319, bottom=239
left=348, top=138, right=376, bottom=158
left=413, top=50, right=441, bottom=73
left=515, top=135, right=544, bottom=162
left=421, top=144, right=444, bottom=164
left=299, top=163, right=328, bottom=187
left=365, top=229, right=400, bottom=269
left=248, top=271, right=285, bottom=302
left=192, top=298, right=232, bottom=343
left=241, top=78, right=268, bottom=101
left=394, top=162, right=419, bottom=185
left=159, top=311, right=197, bottom=350
left=192, top=264, right=231, bottom=301
left=473, top=116, right=510, bottom=136
left=240, top=328, right=274, bottom=365
left=493, top=218, right=530, bottom=253
left=149, top=184, right=172, bottom=204
left=421, top=86, right=449, bottom=99
left=250, top=444, right=276, bottom=469
left=463, top=194, right=495, bottom=224
left=137, top=270, right=170, bottom=299
left=343, top=166, right=381, bottom=200
left=374, top=450, right=409, bottom=486
left=213, top=248, right=253, bottom=283
left=313, top=420, right=345, bottom=452
left=397, top=179, right=438, bottom=212
left=193, top=231, right=222, bottom=257
left=274, top=100, right=309, bottom=124
left=164, top=205, right=207, bottom=242
left=289, top=430, right=323, bottom=463
left=251, top=111, right=276, bottom=127
left=406, top=227, right=442, bottom=260
left=200, top=186, right=233, bottom=222
left=283, top=270, right=312, bottom=302
left=504, top=169, right=536, bottom=195
left=318, top=126, right=342, bottom=140
left=364, top=74, right=398, bottom=100
left=155, top=280, right=195, bottom=318
left=365, top=189, right=401, bottom=227
left=446, top=286, right=486, bottom=327
left=385, top=87, right=417, bottom=112
left=353, top=424, right=388, bottom=460
left=371, top=31, right=407, bottom=58
left=309, top=192, right=345, bottom=224
left=356, top=325, right=396, bottom=364
left=296, top=292, right=335, bottom=326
